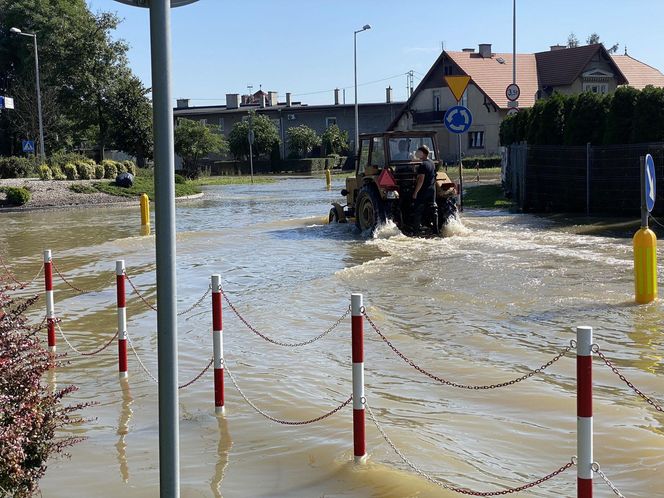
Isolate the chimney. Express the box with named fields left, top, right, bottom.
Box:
left=286, top=92, right=292, bottom=107
left=268, top=91, right=278, bottom=106
left=386, top=86, right=393, bottom=103
left=479, top=43, right=492, bottom=58
left=260, top=94, right=266, bottom=108
left=550, top=44, right=566, bottom=51
left=176, top=98, right=190, bottom=109
left=226, top=93, right=240, bottom=109
left=334, top=88, right=340, bottom=105
left=462, top=48, right=475, bottom=52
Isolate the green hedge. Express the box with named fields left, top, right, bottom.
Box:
left=464, top=156, right=501, bottom=169
left=0, top=157, right=35, bottom=179
left=4, top=187, right=31, bottom=205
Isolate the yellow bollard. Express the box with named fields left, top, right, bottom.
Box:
left=325, top=168, right=331, bottom=190
left=634, top=227, right=657, bottom=304
left=140, top=193, right=150, bottom=228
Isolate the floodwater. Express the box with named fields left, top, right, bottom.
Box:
left=2, top=177, right=663, bottom=497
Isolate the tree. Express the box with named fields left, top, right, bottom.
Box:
left=321, top=124, right=350, bottom=155
left=567, top=32, right=579, bottom=48
left=286, top=125, right=320, bottom=158
left=228, top=112, right=280, bottom=159
left=586, top=32, right=619, bottom=53
left=604, top=86, right=639, bottom=144
left=632, top=85, right=664, bottom=143
left=174, top=118, right=227, bottom=177
left=108, top=74, right=153, bottom=167
left=563, top=92, right=610, bottom=145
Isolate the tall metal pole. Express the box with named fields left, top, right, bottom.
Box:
left=32, top=35, right=45, bottom=161
left=354, top=30, right=359, bottom=164
left=149, top=1, right=180, bottom=496
left=512, top=0, right=516, bottom=85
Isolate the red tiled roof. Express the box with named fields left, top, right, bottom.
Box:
left=611, top=54, right=664, bottom=89
left=446, top=51, right=539, bottom=109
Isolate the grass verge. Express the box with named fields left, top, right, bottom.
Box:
left=463, top=184, right=514, bottom=209
left=69, top=183, right=97, bottom=194
left=93, top=169, right=201, bottom=199
left=192, top=175, right=275, bottom=186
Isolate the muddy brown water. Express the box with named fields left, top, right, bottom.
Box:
left=2, top=178, right=662, bottom=497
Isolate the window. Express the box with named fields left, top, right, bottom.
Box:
left=468, top=131, right=484, bottom=149
left=326, top=117, right=337, bottom=128
left=371, top=137, right=385, bottom=168
left=358, top=139, right=370, bottom=175
left=218, top=118, right=225, bottom=133
left=433, top=91, right=441, bottom=112
left=388, top=137, right=437, bottom=162
left=583, top=83, right=608, bottom=94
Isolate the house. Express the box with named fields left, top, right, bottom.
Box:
left=173, top=88, right=404, bottom=160
left=389, top=43, right=664, bottom=163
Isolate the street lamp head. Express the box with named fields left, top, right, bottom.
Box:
left=363, top=24, right=372, bottom=31
left=114, top=0, right=199, bottom=7
left=9, top=27, right=22, bottom=34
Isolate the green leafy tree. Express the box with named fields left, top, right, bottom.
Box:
left=228, top=113, right=280, bottom=159
left=286, top=125, right=320, bottom=158
left=321, top=124, right=349, bottom=155
left=564, top=92, right=610, bottom=145
left=535, top=93, right=566, bottom=145
left=108, top=74, right=153, bottom=167
left=174, top=118, right=227, bottom=178
left=567, top=33, right=579, bottom=48
left=604, top=86, right=639, bottom=144
left=632, top=85, right=664, bottom=143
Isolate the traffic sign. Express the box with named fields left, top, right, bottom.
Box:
left=506, top=83, right=520, bottom=101
left=506, top=108, right=519, bottom=117
left=4, top=97, right=14, bottom=109
left=247, top=130, right=255, bottom=145
left=444, top=105, right=473, bottom=134
left=507, top=100, right=519, bottom=108
left=645, top=153, right=656, bottom=212
left=444, top=75, right=471, bottom=102
left=22, top=140, right=35, bottom=154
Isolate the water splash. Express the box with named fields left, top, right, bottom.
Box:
left=372, top=220, right=404, bottom=239
left=442, top=213, right=471, bottom=237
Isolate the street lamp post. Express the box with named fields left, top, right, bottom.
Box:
left=10, top=27, right=45, bottom=161
left=354, top=24, right=371, bottom=166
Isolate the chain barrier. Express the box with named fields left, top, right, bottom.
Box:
left=592, top=344, right=663, bottom=413
left=221, top=287, right=350, bottom=347
left=124, top=272, right=158, bottom=312
left=31, top=315, right=48, bottom=332
left=52, top=261, right=110, bottom=294
left=178, top=358, right=214, bottom=390
left=365, top=403, right=574, bottom=496
left=56, top=322, right=119, bottom=357
left=592, top=463, right=626, bottom=497
left=0, top=253, right=43, bottom=289
left=127, top=333, right=159, bottom=383
left=177, top=285, right=211, bottom=317
left=362, top=309, right=574, bottom=389
left=225, top=362, right=352, bottom=425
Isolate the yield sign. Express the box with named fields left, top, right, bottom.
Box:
left=444, top=75, right=471, bottom=102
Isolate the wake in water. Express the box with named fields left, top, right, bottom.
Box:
left=370, top=214, right=471, bottom=240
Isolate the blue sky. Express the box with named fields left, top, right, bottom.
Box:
left=87, top=0, right=664, bottom=106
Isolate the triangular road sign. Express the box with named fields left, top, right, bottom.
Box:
left=444, top=75, right=471, bottom=102
left=377, top=168, right=397, bottom=189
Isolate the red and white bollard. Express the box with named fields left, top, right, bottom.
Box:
left=116, top=261, right=128, bottom=379
left=44, top=250, right=56, bottom=353
left=577, top=326, right=593, bottom=498
left=211, top=275, right=225, bottom=415
left=351, top=293, right=366, bottom=463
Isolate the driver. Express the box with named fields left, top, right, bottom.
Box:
left=393, top=139, right=410, bottom=161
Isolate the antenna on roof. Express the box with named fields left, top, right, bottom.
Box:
left=624, top=45, right=628, bottom=55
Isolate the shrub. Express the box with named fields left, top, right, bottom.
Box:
left=286, top=125, right=321, bottom=158
left=123, top=160, right=137, bottom=175
left=0, top=288, right=86, bottom=496
left=48, top=151, right=90, bottom=170
left=115, top=161, right=127, bottom=174
left=4, top=186, right=31, bottom=205
left=174, top=174, right=186, bottom=184
left=94, top=164, right=105, bottom=179
left=75, top=162, right=94, bottom=180
left=103, top=161, right=117, bottom=179
left=63, top=163, right=78, bottom=180
left=51, top=165, right=66, bottom=181
left=69, top=183, right=97, bottom=194
left=0, top=156, right=34, bottom=179
left=38, top=164, right=52, bottom=181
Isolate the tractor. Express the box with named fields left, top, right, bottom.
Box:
left=329, top=131, right=458, bottom=236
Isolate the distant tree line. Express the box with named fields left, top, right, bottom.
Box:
left=500, top=86, right=664, bottom=146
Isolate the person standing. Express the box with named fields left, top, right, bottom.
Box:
left=411, top=145, right=438, bottom=234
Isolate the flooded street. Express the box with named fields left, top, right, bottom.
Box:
left=2, top=177, right=663, bottom=497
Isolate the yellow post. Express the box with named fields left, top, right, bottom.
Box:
left=325, top=168, right=331, bottom=190
left=140, top=193, right=150, bottom=228
left=634, top=227, right=657, bottom=304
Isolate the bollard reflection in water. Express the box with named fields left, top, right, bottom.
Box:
left=115, top=378, right=133, bottom=483
left=210, top=414, right=233, bottom=498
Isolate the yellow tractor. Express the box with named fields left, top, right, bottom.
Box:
left=329, top=131, right=458, bottom=236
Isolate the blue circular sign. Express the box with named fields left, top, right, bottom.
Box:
left=444, top=105, right=473, bottom=134
left=645, top=154, right=656, bottom=212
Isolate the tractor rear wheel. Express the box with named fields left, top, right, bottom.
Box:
left=355, top=186, right=385, bottom=233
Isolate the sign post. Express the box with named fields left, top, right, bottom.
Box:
left=248, top=126, right=255, bottom=184
left=634, top=154, right=657, bottom=304
left=444, top=76, right=472, bottom=211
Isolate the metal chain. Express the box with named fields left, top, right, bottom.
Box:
left=0, top=253, right=43, bottom=288
left=178, top=357, right=214, bottom=390
left=52, top=261, right=107, bottom=294
left=26, top=263, right=44, bottom=288
left=57, top=321, right=119, bottom=356
left=124, top=272, right=158, bottom=312
left=366, top=403, right=574, bottom=496
left=592, top=462, right=626, bottom=498
left=222, top=289, right=350, bottom=347
left=225, top=362, right=352, bottom=425
left=592, top=344, right=663, bottom=412
left=177, top=285, right=211, bottom=317
left=363, top=309, right=573, bottom=389
left=127, top=332, right=159, bottom=383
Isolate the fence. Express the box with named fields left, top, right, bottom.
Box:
left=2, top=250, right=663, bottom=497
left=505, top=141, right=664, bottom=216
